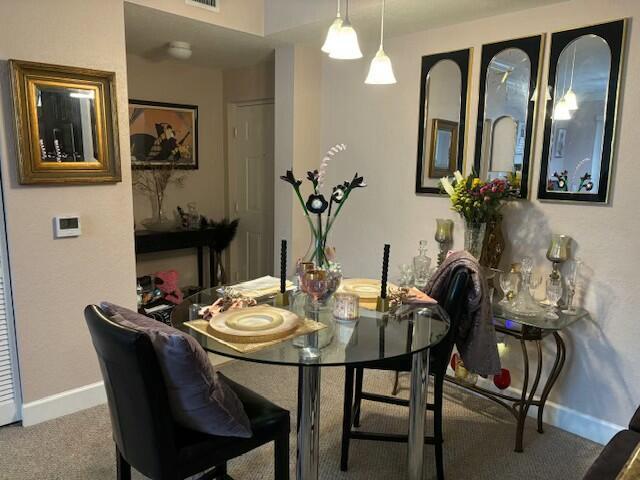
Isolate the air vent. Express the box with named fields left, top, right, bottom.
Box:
left=186, top=0, right=219, bottom=12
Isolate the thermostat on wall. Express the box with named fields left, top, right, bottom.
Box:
left=54, top=215, right=81, bottom=238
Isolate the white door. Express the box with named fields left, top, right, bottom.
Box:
left=0, top=201, right=21, bottom=426
left=228, top=101, right=274, bottom=282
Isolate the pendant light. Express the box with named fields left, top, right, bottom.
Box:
left=563, top=43, right=579, bottom=111
left=329, top=0, right=363, bottom=60
left=365, top=0, right=396, bottom=84
left=321, top=0, right=343, bottom=54
left=553, top=55, right=572, bottom=121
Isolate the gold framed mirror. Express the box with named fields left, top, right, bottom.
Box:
left=9, top=60, right=121, bottom=185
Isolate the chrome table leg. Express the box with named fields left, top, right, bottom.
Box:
left=408, top=347, right=430, bottom=480
left=297, top=365, right=321, bottom=480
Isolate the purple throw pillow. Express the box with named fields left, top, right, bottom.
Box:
left=100, top=302, right=252, bottom=438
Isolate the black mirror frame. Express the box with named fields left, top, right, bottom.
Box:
left=537, top=19, right=627, bottom=203
left=415, top=48, right=471, bottom=195
left=473, top=35, right=543, bottom=199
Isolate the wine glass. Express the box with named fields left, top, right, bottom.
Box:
left=529, top=272, right=542, bottom=297
left=563, top=258, right=582, bottom=315
left=499, top=270, right=519, bottom=306
left=544, top=278, right=562, bottom=320
left=302, top=270, right=329, bottom=320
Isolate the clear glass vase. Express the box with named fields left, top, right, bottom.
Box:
left=464, top=220, right=487, bottom=259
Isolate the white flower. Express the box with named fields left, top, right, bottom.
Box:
left=454, top=170, right=464, bottom=183
left=441, top=177, right=455, bottom=196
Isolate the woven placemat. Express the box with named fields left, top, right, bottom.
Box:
left=185, top=318, right=326, bottom=353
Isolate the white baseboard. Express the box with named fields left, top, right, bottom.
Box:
left=462, top=374, right=624, bottom=445
left=21, top=381, right=106, bottom=427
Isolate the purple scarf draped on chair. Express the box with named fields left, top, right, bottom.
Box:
left=425, top=250, right=501, bottom=376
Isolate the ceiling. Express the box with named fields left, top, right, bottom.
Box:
left=265, top=0, right=570, bottom=48
left=124, top=3, right=277, bottom=70
left=124, top=0, right=569, bottom=69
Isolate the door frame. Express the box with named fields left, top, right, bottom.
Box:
left=226, top=98, right=275, bottom=283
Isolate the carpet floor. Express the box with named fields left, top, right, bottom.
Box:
left=0, top=361, right=601, bottom=479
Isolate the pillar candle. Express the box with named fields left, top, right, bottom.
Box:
left=280, top=239, right=287, bottom=293
left=381, top=244, right=390, bottom=299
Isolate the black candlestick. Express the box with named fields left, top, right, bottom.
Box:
left=381, top=244, right=390, bottom=299
left=280, top=239, right=287, bottom=294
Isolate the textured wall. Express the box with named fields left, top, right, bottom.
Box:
left=316, top=0, right=640, bottom=438
left=0, top=0, right=136, bottom=403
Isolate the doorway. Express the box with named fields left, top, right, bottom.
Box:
left=227, top=100, right=275, bottom=283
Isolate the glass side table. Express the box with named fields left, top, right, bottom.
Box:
left=445, top=303, right=588, bottom=452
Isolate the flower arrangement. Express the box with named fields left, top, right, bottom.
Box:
left=440, top=171, right=517, bottom=224
left=280, top=144, right=366, bottom=267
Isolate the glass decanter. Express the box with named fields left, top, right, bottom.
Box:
left=412, top=240, right=432, bottom=289
left=510, top=257, right=545, bottom=316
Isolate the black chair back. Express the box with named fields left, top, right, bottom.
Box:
left=84, top=305, right=177, bottom=479
left=430, top=269, right=470, bottom=376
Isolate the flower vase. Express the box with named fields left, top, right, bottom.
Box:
left=480, top=219, right=506, bottom=268
left=464, top=221, right=487, bottom=259
left=142, top=193, right=175, bottom=232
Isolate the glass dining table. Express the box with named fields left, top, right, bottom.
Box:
left=171, top=288, right=450, bottom=480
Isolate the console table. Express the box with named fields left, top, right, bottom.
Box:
left=134, top=229, right=225, bottom=287
left=445, top=304, right=588, bottom=452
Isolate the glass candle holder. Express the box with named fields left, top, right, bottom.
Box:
left=435, top=219, right=454, bottom=267
left=332, top=293, right=359, bottom=321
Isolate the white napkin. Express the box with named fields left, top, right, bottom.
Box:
left=227, top=276, right=295, bottom=298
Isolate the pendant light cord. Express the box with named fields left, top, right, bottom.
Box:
left=379, top=0, right=386, bottom=48
left=569, top=43, right=576, bottom=89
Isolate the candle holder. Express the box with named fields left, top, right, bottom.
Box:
left=435, top=219, right=454, bottom=267
left=275, top=291, right=291, bottom=307
left=376, top=296, right=390, bottom=313
left=546, top=234, right=571, bottom=281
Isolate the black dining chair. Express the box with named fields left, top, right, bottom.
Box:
left=340, top=269, right=470, bottom=480
left=84, top=305, right=290, bottom=480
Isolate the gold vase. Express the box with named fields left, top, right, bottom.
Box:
left=480, top=219, right=505, bottom=269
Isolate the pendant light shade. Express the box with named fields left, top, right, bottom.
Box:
left=329, top=19, right=362, bottom=59
left=321, top=1, right=343, bottom=54
left=365, top=0, right=396, bottom=84
left=365, top=48, right=396, bottom=84
left=553, top=99, right=572, bottom=121
left=328, top=0, right=362, bottom=59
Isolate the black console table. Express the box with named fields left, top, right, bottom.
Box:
left=134, top=229, right=224, bottom=287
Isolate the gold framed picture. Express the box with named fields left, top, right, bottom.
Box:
left=9, top=60, right=121, bottom=184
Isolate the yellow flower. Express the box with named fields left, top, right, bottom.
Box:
left=472, top=178, right=481, bottom=188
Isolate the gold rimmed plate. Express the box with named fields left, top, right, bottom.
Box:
left=209, top=306, right=301, bottom=343
left=340, top=278, right=397, bottom=300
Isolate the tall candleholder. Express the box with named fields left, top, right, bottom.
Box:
left=275, top=239, right=290, bottom=307
left=546, top=234, right=571, bottom=281
left=376, top=244, right=391, bottom=313
left=435, top=219, right=454, bottom=267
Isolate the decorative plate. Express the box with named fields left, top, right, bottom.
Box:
left=209, top=306, right=302, bottom=343
left=339, top=278, right=397, bottom=300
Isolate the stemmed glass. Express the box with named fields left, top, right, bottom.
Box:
left=562, top=258, right=582, bottom=315
left=529, top=272, right=542, bottom=297
left=544, top=277, right=563, bottom=320
left=302, top=270, right=329, bottom=321
left=498, top=270, right=519, bottom=306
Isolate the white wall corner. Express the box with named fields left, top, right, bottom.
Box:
left=21, top=381, right=106, bottom=427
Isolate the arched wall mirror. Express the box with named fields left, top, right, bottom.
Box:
left=474, top=36, right=543, bottom=198
left=538, top=20, right=626, bottom=203
left=416, top=48, right=471, bottom=194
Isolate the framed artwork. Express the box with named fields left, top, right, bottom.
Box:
left=9, top=60, right=121, bottom=184
left=554, top=128, right=567, bottom=158
left=129, top=99, right=198, bottom=169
